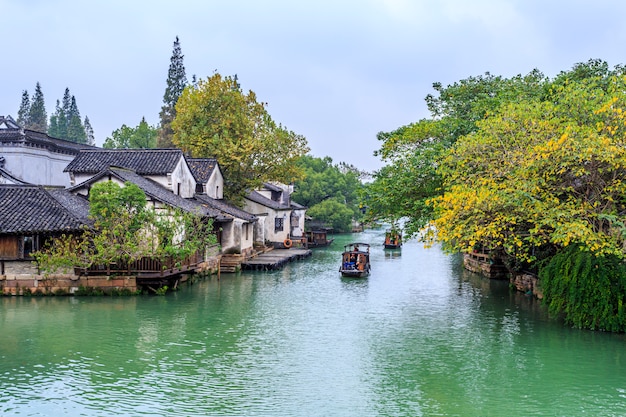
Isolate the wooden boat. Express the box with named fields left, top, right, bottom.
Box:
left=384, top=228, right=402, bottom=249
left=305, top=228, right=334, bottom=248
left=339, top=243, right=371, bottom=278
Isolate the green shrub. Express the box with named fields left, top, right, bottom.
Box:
left=540, top=245, right=626, bottom=332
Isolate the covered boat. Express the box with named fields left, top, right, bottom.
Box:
left=339, top=243, right=371, bottom=278
left=384, top=228, right=402, bottom=249
left=305, top=228, right=334, bottom=248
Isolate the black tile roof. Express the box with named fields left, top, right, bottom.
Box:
left=0, top=185, right=91, bottom=234
left=69, top=167, right=229, bottom=221
left=0, top=115, right=96, bottom=155
left=64, top=149, right=185, bottom=175
left=187, top=158, right=218, bottom=184
left=194, top=194, right=257, bottom=222
left=246, top=190, right=291, bottom=210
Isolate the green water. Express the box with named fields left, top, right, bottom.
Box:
left=1, top=228, right=625, bottom=416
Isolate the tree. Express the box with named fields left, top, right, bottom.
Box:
left=306, top=198, right=355, bottom=232
left=365, top=70, right=548, bottom=239
left=48, top=88, right=90, bottom=143
left=430, top=70, right=626, bottom=268
left=103, top=117, right=157, bottom=149
left=34, top=181, right=217, bottom=276
left=48, top=99, right=70, bottom=139
left=291, top=155, right=364, bottom=232
left=158, top=36, right=187, bottom=148
left=66, top=96, right=87, bottom=143
left=17, top=90, right=30, bottom=127
left=84, top=116, right=95, bottom=146
left=28, top=82, right=47, bottom=132
left=172, top=73, right=309, bottom=203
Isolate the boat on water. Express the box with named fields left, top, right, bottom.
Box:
left=384, top=228, right=402, bottom=249
left=305, top=228, right=334, bottom=248
left=339, top=242, right=371, bottom=278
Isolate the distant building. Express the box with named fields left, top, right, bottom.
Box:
left=244, top=182, right=306, bottom=248
left=0, top=115, right=94, bottom=186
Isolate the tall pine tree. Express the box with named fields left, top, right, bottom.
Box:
left=157, top=36, right=187, bottom=148
left=48, top=88, right=88, bottom=143
left=67, top=96, right=86, bottom=143
left=48, top=100, right=64, bottom=138
left=84, top=116, right=95, bottom=146
left=17, top=90, right=30, bottom=127
left=28, top=82, right=47, bottom=132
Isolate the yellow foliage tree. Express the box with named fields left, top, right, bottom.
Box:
left=430, top=75, right=626, bottom=267
left=172, top=73, right=309, bottom=203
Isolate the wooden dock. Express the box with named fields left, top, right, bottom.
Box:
left=241, top=248, right=312, bottom=271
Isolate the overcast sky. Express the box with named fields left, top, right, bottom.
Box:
left=3, top=0, right=626, bottom=173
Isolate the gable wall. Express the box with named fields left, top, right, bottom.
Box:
left=147, top=158, right=196, bottom=197
left=244, top=199, right=291, bottom=243
left=1, top=146, right=74, bottom=186
left=205, top=168, right=224, bottom=199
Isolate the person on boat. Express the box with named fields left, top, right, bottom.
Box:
left=349, top=253, right=357, bottom=269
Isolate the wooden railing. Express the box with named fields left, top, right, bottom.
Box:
left=80, top=249, right=205, bottom=277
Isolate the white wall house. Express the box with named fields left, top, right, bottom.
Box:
left=0, top=115, right=94, bottom=187
left=187, top=158, right=224, bottom=199
left=244, top=182, right=306, bottom=248
left=65, top=149, right=197, bottom=197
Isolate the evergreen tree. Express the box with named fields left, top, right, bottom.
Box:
left=84, top=116, right=95, bottom=146
left=57, top=102, right=68, bottom=139
left=16, top=90, right=30, bottom=127
left=28, top=82, right=47, bottom=132
left=104, top=117, right=157, bottom=149
left=158, top=36, right=187, bottom=148
left=62, top=88, right=72, bottom=120
left=49, top=99, right=68, bottom=139
left=48, top=100, right=60, bottom=137
left=67, top=95, right=86, bottom=143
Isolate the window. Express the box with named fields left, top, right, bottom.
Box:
left=274, top=217, right=284, bottom=232
left=23, top=236, right=34, bottom=258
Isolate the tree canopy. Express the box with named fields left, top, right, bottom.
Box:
left=28, top=82, right=48, bottom=133
left=172, top=73, right=309, bottom=203
left=367, top=59, right=626, bottom=331
left=103, top=117, right=157, bottom=149
left=158, top=36, right=187, bottom=148
left=34, top=181, right=216, bottom=276
left=291, top=155, right=365, bottom=232
left=431, top=64, right=626, bottom=267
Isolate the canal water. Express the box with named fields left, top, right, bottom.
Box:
left=1, top=228, right=625, bottom=416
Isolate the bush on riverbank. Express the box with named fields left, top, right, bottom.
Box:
left=540, top=245, right=626, bottom=332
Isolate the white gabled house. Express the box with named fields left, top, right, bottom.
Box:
left=244, top=182, right=306, bottom=248
left=186, top=158, right=257, bottom=258
left=187, top=158, right=224, bottom=199
left=64, top=149, right=197, bottom=197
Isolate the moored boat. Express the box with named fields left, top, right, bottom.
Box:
left=305, top=228, right=334, bottom=248
left=384, top=228, right=402, bottom=249
left=339, top=242, right=371, bottom=278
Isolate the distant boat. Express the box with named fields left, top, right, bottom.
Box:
left=384, top=228, right=402, bottom=249
left=305, top=228, right=334, bottom=248
left=339, top=243, right=371, bottom=278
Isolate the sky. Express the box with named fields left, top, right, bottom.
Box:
left=3, top=0, right=626, bottom=173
